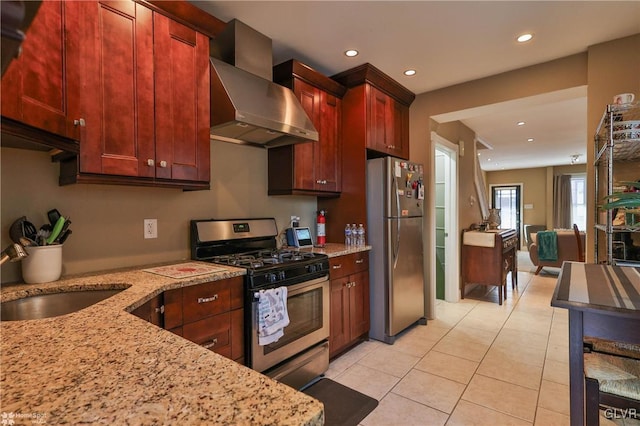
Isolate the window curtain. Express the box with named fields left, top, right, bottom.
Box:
left=554, top=174, right=572, bottom=229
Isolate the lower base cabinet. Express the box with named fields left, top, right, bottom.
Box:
left=329, top=252, right=370, bottom=358
left=131, top=276, right=244, bottom=364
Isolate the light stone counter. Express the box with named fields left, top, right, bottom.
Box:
left=0, top=263, right=324, bottom=425
left=299, top=243, right=371, bottom=258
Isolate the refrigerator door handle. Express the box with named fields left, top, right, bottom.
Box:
left=391, top=174, right=401, bottom=267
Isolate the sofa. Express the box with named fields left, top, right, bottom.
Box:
left=524, top=224, right=546, bottom=250
left=529, top=230, right=585, bottom=275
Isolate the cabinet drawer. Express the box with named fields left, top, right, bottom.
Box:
left=329, top=252, right=369, bottom=279
left=182, top=312, right=231, bottom=355
left=182, top=280, right=231, bottom=324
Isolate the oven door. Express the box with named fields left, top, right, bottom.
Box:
left=250, top=275, right=329, bottom=373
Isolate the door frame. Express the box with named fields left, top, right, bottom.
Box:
left=432, top=132, right=459, bottom=303
left=489, top=183, right=524, bottom=248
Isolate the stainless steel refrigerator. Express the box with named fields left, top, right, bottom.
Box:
left=367, top=156, right=426, bottom=344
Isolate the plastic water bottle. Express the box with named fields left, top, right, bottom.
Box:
left=351, top=224, right=357, bottom=247
left=345, top=224, right=352, bottom=247
left=357, top=224, right=365, bottom=246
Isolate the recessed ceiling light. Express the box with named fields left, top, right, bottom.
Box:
left=527, top=138, right=534, bottom=142
left=344, top=49, right=359, bottom=57
left=517, top=33, right=533, bottom=43
left=517, top=121, right=525, bottom=126
left=404, top=69, right=416, bottom=76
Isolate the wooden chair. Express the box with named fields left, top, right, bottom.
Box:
left=584, top=338, right=640, bottom=424
left=573, top=223, right=585, bottom=262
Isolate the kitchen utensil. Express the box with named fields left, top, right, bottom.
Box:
left=22, top=220, right=38, bottom=241
left=9, top=217, right=26, bottom=243
left=47, top=209, right=62, bottom=226
left=46, top=216, right=66, bottom=245
left=53, top=219, right=71, bottom=244
left=0, top=243, right=28, bottom=265
left=19, top=237, right=37, bottom=247
left=58, top=229, right=72, bottom=244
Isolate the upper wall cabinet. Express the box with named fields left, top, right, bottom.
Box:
left=1, top=1, right=78, bottom=141
left=332, top=63, right=414, bottom=160
left=268, top=60, right=346, bottom=196
left=59, top=1, right=210, bottom=190
left=1, top=1, right=211, bottom=190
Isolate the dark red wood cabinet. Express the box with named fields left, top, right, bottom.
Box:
left=1, top=1, right=75, bottom=139
left=269, top=59, right=345, bottom=196
left=2, top=0, right=211, bottom=190
left=329, top=251, right=370, bottom=358
left=318, top=64, right=414, bottom=242
left=131, top=277, right=244, bottom=364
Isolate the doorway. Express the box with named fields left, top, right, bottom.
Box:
left=433, top=133, right=459, bottom=302
left=491, top=184, right=522, bottom=248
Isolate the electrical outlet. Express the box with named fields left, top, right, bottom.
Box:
left=144, top=219, right=158, bottom=239
left=290, top=215, right=300, bottom=227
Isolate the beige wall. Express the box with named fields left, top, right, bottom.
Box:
left=0, top=141, right=317, bottom=283
left=486, top=164, right=586, bottom=236
left=410, top=34, right=639, bottom=318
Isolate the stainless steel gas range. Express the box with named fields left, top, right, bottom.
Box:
left=190, top=218, right=330, bottom=389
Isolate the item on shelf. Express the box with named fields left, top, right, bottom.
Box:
left=488, top=208, right=501, bottom=230
left=612, top=120, right=640, bottom=132
left=613, top=93, right=635, bottom=105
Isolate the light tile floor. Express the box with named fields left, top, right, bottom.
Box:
left=324, top=255, right=637, bottom=425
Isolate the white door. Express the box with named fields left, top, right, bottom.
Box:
left=433, top=133, right=459, bottom=302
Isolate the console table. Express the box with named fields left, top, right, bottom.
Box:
left=461, top=228, right=518, bottom=305
left=551, top=262, right=640, bottom=426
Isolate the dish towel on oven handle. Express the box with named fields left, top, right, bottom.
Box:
left=257, top=287, right=290, bottom=346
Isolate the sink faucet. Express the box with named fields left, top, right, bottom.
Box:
left=0, top=243, right=28, bottom=265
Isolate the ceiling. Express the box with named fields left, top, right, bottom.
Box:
left=191, top=1, right=640, bottom=171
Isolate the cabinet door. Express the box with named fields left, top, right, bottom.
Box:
left=349, top=270, right=370, bottom=339
left=317, top=91, right=341, bottom=192
left=390, top=100, right=410, bottom=160
left=368, top=86, right=390, bottom=154
left=154, top=13, right=210, bottom=182
left=329, top=276, right=350, bottom=357
left=1, top=1, right=72, bottom=138
left=291, top=79, right=320, bottom=190
left=71, top=1, right=155, bottom=177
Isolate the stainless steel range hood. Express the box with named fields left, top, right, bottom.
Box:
left=210, top=20, right=318, bottom=148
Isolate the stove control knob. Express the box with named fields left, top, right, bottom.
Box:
left=316, top=262, right=323, bottom=271
left=278, top=271, right=286, bottom=280
left=267, top=273, right=277, bottom=283
left=307, top=264, right=317, bottom=273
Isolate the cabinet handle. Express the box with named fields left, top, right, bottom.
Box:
left=147, top=159, right=155, bottom=167
left=332, top=264, right=342, bottom=269
left=197, top=294, right=218, bottom=304
left=202, top=338, right=218, bottom=349
left=387, top=145, right=396, bottom=149
left=355, top=259, right=364, bottom=264
left=159, top=160, right=168, bottom=168
left=73, top=118, right=86, bottom=127
left=154, top=305, right=165, bottom=314
left=316, top=180, right=328, bottom=185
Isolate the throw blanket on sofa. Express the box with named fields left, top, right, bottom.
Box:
left=537, top=231, right=558, bottom=261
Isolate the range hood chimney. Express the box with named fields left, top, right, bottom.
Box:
left=209, top=20, right=318, bottom=148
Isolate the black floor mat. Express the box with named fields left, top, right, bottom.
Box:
left=302, top=378, right=378, bottom=426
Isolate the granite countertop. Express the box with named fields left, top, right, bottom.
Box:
left=0, top=263, right=324, bottom=425
left=299, top=243, right=372, bottom=257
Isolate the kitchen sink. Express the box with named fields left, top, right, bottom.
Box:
left=1, top=288, right=126, bottom=321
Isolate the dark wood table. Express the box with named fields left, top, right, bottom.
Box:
left=551, top=262, right=640, bottom=425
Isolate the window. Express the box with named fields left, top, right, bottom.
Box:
left=571, top=175, right=586, bottom=230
